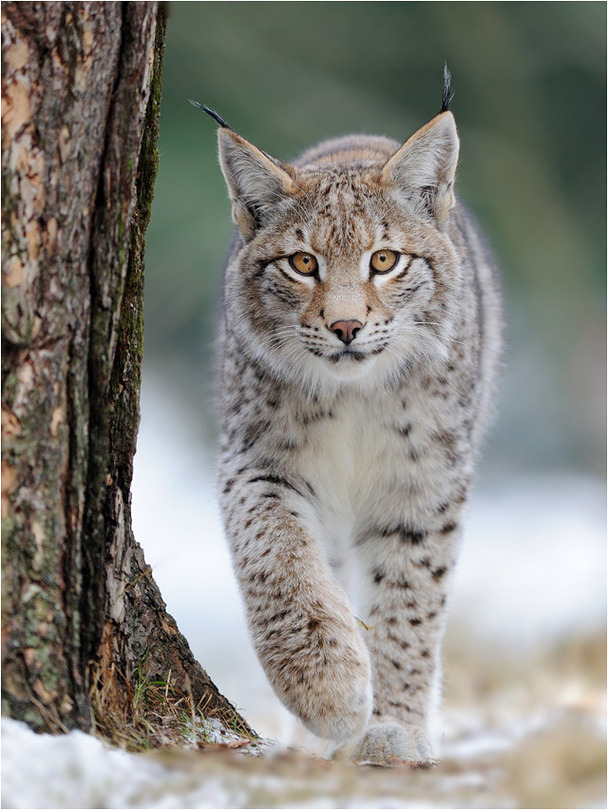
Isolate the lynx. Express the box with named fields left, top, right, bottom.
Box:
left=197, top=75, right=502, bottom=765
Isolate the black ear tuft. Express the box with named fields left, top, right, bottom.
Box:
left=189, top=99, right=234, bottom=131
left=440, top=64, right=454, bottom=113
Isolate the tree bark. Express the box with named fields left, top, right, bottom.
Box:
left=1, top=1, right=252, bottom=743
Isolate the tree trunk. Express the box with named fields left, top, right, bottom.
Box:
left=1, top=1, right=253, bottom=744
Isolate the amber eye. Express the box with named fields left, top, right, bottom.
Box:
left=370, top=249, right=399, bottom=274
left=289, top=252, right=318, bottom=276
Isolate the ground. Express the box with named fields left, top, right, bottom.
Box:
left=2, top=627, right=605, bottom=809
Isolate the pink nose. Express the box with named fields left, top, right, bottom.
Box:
left=329, top=319, right=364, bottom=345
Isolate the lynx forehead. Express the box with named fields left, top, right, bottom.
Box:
left=202, top=76, right=503, bottom=765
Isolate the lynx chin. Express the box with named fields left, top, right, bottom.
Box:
left=198, top=75, right=503, bottom=766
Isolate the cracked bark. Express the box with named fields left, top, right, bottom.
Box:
left=1, top=1, right=253, bottom=740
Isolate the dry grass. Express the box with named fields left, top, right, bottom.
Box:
left=89, top=631, right=257, bottom=753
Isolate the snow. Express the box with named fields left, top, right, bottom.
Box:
left=455, top=473, right=606, bottom=644
left=1, top=717, right=243, bottom=809
left=2, top=718, right=159, bottom=809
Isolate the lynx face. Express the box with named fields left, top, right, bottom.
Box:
left=219, top=115, right=462, bottom=390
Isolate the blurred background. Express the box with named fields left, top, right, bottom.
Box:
left=132, top=0, right=606, bottom=769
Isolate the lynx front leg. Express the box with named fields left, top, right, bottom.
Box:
left=221, top=469, right=372, bottom=742
left=340, top=518, right=462, bottom=765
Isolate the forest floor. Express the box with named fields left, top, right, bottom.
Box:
left=3, top=626, right=605, bottom=809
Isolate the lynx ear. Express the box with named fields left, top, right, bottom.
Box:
left=218, top=129, right=297, bottom=238
left=382, top=111, right=459, bottom=228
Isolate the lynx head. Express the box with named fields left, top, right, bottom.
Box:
left=205, top=99, right=462, bottom=393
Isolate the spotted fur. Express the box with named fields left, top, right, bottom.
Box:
left=211, top=105, right=503, bottom=764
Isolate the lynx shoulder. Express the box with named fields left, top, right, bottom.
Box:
left=199, top=82, right=503, bottom=764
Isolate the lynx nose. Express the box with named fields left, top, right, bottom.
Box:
left=329, top=319, right=364, bottom=346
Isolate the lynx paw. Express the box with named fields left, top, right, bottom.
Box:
left=332, top=722, right=436, bottom=767
left=298, top=672, right=372, bottom=742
